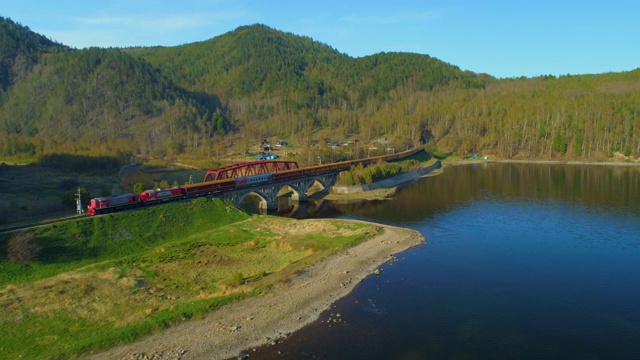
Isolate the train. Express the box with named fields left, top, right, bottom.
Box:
left=86, top=148, right=421, bottom=215
left=88, top=176, right=244, bottom=215
left=85, top=167, right=336, bottom=215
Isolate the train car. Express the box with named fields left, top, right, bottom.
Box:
left=271, top=149, right=420, bottom=184
left=181, top=178, right=236, bottom=198
left=139, top=187, right=183, bottom=204
left=234, top=173, right=273, bottom=187
left=323, top=160, right=353, bottom=172
left=87, top=193, right=141, bottom=215
left=271, top=167, right=309, bottom=182
left=271, top=162, right=340, bottom=182
left=304, top=162, right=350, bottom=175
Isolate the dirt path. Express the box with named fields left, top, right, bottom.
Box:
left=86, top=221, right=425, bottom=360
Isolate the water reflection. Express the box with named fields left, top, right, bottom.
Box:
left=329, top=163, right=640, bottom=225
left=239, top=163, right=640, bottom=221
left=240, top=196, right=345, bottom=218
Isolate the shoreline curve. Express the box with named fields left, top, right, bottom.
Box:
left=86, top=220, right=425, bottom=360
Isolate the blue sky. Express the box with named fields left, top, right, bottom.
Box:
left=2, top=0, right=638, bottom=78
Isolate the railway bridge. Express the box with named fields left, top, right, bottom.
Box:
left=82, top=149, right=423, bottom=217
left=203, top=148, right=421, bottom=210
left=219, top=171, right=338, bottom=210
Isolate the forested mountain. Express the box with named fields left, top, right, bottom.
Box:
left=0, top=18, right=228, bottom=159
left=126, top=25, right=488, bottom=142
left=0, top=46, right=226, bottom=157
left=0, top=16, right=69, bottom=93
left=0, top=18, right=638, bottom=164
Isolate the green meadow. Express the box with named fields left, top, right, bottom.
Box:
left=0, top=198, right=380, bottom=359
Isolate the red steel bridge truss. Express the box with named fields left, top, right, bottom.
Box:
left=203, top=160, right=300, bottom=182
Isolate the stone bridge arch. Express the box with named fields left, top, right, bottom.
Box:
left=220, top=172, right=338, bottom=210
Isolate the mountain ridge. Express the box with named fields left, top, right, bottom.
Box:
left=0, top=18, right=638, bottom=163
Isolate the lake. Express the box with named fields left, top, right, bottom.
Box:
left=247, top=162, right=640, bottom=359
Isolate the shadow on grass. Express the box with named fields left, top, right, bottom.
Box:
left=37, top=243, right=102, bottom=264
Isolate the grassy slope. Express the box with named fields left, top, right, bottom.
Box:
left=0, top=199, right=381, bottom=359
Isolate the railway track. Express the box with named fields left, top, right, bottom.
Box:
left=1, top=149, right=423, bottom=234
left=0, top=214, right=89, bottom=234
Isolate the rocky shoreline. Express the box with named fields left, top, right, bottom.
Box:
left=86, top=221, right=425, bottom=360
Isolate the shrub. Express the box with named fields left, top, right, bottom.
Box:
left=7, top=233, right=40, bottom=261
left=231, top=272, right=244, bottom=286
left=133, top=183, right=146, bottom=194
left=338, top=171, right=356, bottom=186
left=335, top=157, right=427, bottom=186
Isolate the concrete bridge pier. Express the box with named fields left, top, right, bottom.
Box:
left=290, top=192, right=308, bottom=202
left=252, top=185, right=279, bottom=211
left=286, top=178, right=314, bottom=204
left=258, top=197, right=278, bottom=210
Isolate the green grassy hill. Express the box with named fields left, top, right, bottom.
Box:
left=0, top=198, right=380, bottom=359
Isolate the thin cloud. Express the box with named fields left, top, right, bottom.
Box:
left=57, top=10, right=248, bottom=48
left=75, top=13, right=212, bottom=30
left=341, top=10, right=441, bottom=26
left=75, top=16, right=132, bottom=26
left=45, top=29, right=119, bottom=48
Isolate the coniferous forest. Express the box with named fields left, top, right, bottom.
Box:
left=1, top=17, right=639, bottom=165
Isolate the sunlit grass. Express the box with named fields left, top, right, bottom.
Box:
left=0, top=199, right=381, bottom=359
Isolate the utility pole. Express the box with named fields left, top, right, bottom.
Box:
left=76, top=187, right=84, bottom=215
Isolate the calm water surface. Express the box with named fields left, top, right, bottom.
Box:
left=248, top=163, right=640, bottom=359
